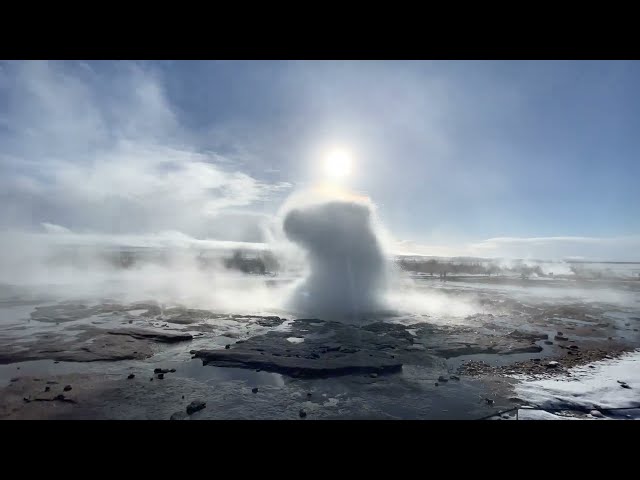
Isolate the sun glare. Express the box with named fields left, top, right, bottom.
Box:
left=323, top=149, right=352, bottom=180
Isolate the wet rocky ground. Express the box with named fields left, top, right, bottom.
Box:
left=1, top=277, right=639, bottom=420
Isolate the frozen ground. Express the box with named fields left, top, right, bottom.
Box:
left=514, top=349, right=640, bottom=420
left=1, top=272, right=639, bottom=420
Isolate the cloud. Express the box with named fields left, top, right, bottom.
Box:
left=41, top=223, right=71, bottom=234
left=0, top=61, right=290, bottom=239
left=393, top=235, right=640, bottom=261
left=469, top=235, right=640, bottom=260
left=6, top=229, right=267, bottom=252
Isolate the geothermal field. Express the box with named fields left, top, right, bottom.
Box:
left=2, top=60, right=639, bottom=421
left=1, top=197, right=639, bottom=420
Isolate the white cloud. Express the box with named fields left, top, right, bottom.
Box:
left=0, top=61, right=290, bottom=239
left=41, top=222, right=71, bottom=234
left=469, top=235, right=640, bottom=261
left=392, top=235, right=640, bottom=261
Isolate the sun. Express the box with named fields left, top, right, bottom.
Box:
left=323, top=148, right=353, bottom=180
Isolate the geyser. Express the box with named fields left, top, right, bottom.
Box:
left=283, top=199, right=388, bottom=319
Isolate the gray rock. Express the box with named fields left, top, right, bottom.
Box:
left=192, top=319, right=404, bottom=379
left=186, top=400, right=206, bottom=415
left=107, top=328, right=192, bottom=343
left=170, top=411, right=188, bottom=420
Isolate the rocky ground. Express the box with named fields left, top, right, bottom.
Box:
left=1, top=277, right=639, bottom=420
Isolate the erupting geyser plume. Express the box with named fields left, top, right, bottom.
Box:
left=282, top=198, right=389, bottom=319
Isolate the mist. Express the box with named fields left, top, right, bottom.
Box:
left=282, top=199, right=389, bottom=319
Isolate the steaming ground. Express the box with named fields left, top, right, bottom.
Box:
left=1, top=200, right=640, bottom=418
left=1, top=259, right=639, bottom=420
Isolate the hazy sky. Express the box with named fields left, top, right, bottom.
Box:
left=1, top=60, right=638, bottom=260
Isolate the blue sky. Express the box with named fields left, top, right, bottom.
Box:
left=0, top=60, right=638, bottom=260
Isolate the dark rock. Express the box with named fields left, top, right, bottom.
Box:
left=569, top=345, right=579, bottom=350
left=127, top=373, right=135, bottom=379
left=44, top=386, right=50, bottom=392
left=544, top=341, right=553, bottom=345
left=252, top=387, right=259, bottom=394
left=107, top=328, right=192, bottom=343
left=186, top=400, right=206, bottom=415
left=225, top=344, right=230, bottom=349
left=157, top=373, right=164, bottom=379
left=434, top=382, right=439, bottom=386
left=449, top=375, right=460, bottom=381
left=63, top=385, right=72, bottom=392
left=370, top=373, right=378, bottom=378
left=170, top=369, right=176, bottom=373
left=507, top=330, right=548, bottom=341
left=299, top=409, right=307, bottom=418
left=485, top=398, right=494, bottom=405
left=307, top=392, right=312, bottom=397
left=437, top=375, right=449, bottom=382
left=547, top=361, right=559, bottom=368
left=620, top=384, right=631, bottom=389
left=154, top=368, right=171, bottom=374
left=170, top=411, right=188, bottom=420
left=194, top=347, right=402, bottom=379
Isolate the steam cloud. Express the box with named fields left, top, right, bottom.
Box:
left=283, top=200, right=388, bottom=319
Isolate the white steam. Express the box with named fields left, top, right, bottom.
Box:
left=282, top=199, right=389, bottom=319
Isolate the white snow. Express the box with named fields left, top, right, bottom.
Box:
left=517, top=409, right=581, bottom=420
left=515, top=349, right=640, bottom=419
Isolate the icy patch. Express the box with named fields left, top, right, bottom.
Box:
left=517, top=409, right=581, bottom=420
left=516, top=349, right=640, bottom=417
